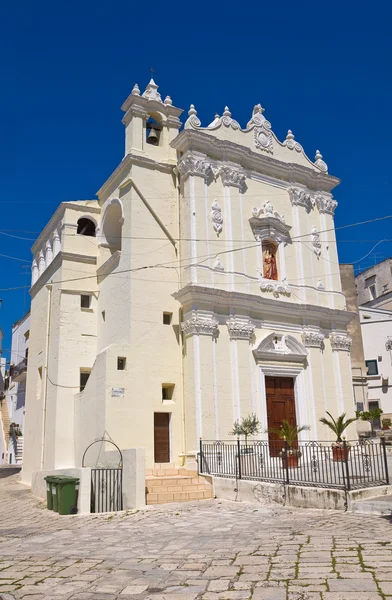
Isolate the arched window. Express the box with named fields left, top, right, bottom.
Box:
left=146, top=112, right=162, bottom=146
left=101, top=200, right=123, bottom=252
left=262, top=240, right=278, bottom=280
left=77, top=218, right=96, bottom=237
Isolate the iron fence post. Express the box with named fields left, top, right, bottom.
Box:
left=199, top=437, right=203, bottom=474
left=284, top=438, right=290, bottom=485
left=343, top=438, right=351, bottom=491
left=237, top=437, right=242, bottom=480
left=381, top=435, right=389, bottom=485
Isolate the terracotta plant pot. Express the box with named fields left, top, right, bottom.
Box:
left=281, top=454, right=299, bottom=469
left=332, top=445, right=350, bottom=462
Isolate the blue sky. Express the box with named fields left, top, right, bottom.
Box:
left=1, top=0, right=392, bottom=361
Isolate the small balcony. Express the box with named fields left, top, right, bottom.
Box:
left=11, top=358, right=27, bottom=382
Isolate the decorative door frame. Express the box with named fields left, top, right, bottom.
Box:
left=257, top=364, right=310, bottom=442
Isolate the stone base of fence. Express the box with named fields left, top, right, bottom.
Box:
left=212, top=476, right=392, bottom=511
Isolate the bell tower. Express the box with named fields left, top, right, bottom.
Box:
left=121, top=79, right=183, bottom=161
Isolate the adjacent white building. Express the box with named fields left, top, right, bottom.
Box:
left=359, top=305, right=392, bottom=420
left=0, top=312, right=30, bottom=465
left=22, top=79, right=357, bottom=486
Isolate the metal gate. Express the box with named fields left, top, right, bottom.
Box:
left=82, top=438, right=124, bottom=513
left=91, top=467, right=123, bottom=513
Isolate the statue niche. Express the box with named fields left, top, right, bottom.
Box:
left=262, top=240, right=278, bottom=281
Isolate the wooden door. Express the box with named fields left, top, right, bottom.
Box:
left=154, top=413, right=170, bottom=463
left=266, top=377, right=297, bottom=456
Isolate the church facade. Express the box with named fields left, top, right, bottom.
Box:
left=22, top=79, right=356, bottom=483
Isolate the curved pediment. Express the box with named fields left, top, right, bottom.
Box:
left=253, top=332, right=308, bottom=363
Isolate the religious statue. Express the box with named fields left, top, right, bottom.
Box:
left=262, top=242, right=278, bottom=280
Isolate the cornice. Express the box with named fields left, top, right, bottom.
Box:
left=96, top=153, right=176, bottom=200
left=31, top=201, right=98, bottom=254
left=171, top=130, right=340, bottom=193
left=173, top=284, right=356, bottom=327
left=30, top=252, right=97, bottom=298
left=96, top=251, right=121, bottom=278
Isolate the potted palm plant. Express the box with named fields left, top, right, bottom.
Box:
left=319, top=411, right=357, bottom=461
left=230, top=414, right=261, bottom=476
left=268, top=420, right=310, bottom=468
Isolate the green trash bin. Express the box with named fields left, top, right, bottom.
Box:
left=51, top=477, right=60, bottom=512
left=44, top=476, right=55, bottom=510
left=56, top=476, right=80, bottom=515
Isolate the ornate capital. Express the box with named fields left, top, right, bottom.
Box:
left=226, top=317, right=255, bottom=341
left=178, top=153, right=211, bottom=180
left=330, top=334, right=352, bottom=352
left=288, top=187, right=315, bottom=212
left=315, top=194, right=338, bottom=216
left=386, top=339, right=392, bottom=352
left=220, top=165, right=246, bottom=189
left=302, top=329, right=324, bottom=348
left=181, top=314, right=219, bottom=338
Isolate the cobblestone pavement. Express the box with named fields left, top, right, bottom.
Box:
left=1, top=473, right=392, bottom=600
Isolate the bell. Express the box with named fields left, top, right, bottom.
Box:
left=147, top=126, right=159, bottom=145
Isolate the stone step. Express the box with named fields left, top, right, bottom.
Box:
left=146, top=468, right=199, bottom=477
left=146, top=488, right=213, bottom=505
left=145, top=473, right=213, bottom=505
left=351, top=494, right=392, bottom=516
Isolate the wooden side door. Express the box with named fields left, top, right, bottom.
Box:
left=154, top=413, right=170, bottom=463
left=266, top=377, right=297, bottom=456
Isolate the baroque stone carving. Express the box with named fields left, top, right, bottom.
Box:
left=253, top=332, right=308, bottom=363
left=184, top=104, right=201, bottom=130
left=178, top=154, right=211, bottom=180
left=330, top=334, right=352, bottom=352
left=315, top=150, right=328, bottom=173
left=288, top=187, right=315, bottom=212
left=252, top=201, right=285, bottom=223
left=181, top=314, right=219, bottom=338
left=315, top=194, right=338, bottom=216
left=311, top=226, right=321, bottom=258
left=284, top=130, right=303, bottom=152
left=386, top=339, right=392, bottom=352
left=247, top=104, right=274, bottom=154
left=317, top=279, right=325, bottom=290
left=206, top=106, right=241, bottom=130
left=211, top=200, right=223, bottom=236
left=142, top=78, right=162, bottom=102
left=259, top=276, right=290, bottom=298
left=302, top=329, right=324, bottom=348
left=250, top=203, right=291, bottom=245
left=226, top=317, right=255, bottom=341
left=220, top=165, right=246, bottom=189
left=213, top=257, right=224, bottom=271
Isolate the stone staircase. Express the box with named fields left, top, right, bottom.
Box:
left=15, top=436, right=24, bottom=465
left=145, top=463, right=213, bottom=505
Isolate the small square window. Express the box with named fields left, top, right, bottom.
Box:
left=81, top=295, right=91, bottom=309
left=366, top=360, right=378, bottom=376
left=162, top=384, right=175, bottom=401
left=80, top=370, right=91, bottom=392
left=163, top=312, right=172, bottom=325
left=117, top=357, right=126, bottom=370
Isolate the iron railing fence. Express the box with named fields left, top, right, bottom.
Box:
left=199, top=438, right=390, bottom=491
left=91, top=468, right=123, bottom=513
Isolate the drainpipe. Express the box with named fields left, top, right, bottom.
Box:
left=40, top=284, right=52, bottom=470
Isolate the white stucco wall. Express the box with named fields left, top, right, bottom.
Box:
left=360, top=306, right=392, bottom=417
